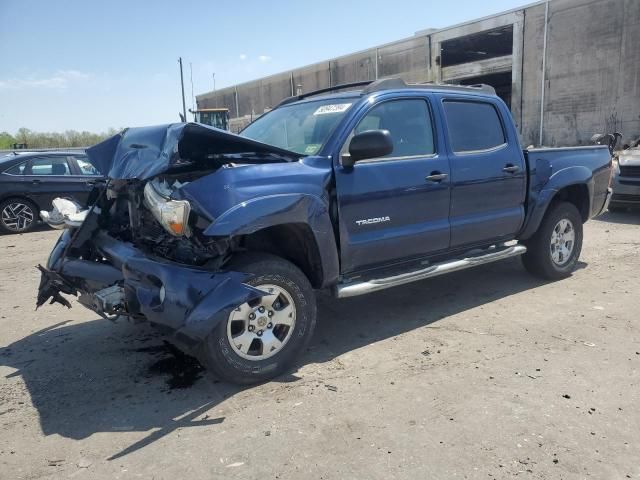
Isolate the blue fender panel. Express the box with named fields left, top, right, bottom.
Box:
left=203, top=193, right=340, bottom=288
left=519, top=164, right=594, bottom=240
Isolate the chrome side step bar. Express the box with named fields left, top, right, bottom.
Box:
left=335, top=244, right=527, bottom=298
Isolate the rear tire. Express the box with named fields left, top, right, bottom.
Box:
left=0, top=198, right=38, bottom=234
left=201, top=253, right=317, bottom=385
left=521, top=202, right=583, bottom=280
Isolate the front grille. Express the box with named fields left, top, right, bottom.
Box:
left=619, top=165, right=640, bottom=177
left=611, top=193, right=640, bottom=203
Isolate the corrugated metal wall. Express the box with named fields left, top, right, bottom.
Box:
left=197, top=0, right=640, bottom=147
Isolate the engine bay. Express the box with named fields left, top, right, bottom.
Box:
left=102, top=177, right=232, bottom=267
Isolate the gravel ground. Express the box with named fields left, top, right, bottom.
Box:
left=0, top=212, right=639, bottom=480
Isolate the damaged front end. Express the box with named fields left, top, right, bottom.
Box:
left=36, top=122, right=300, bottom=347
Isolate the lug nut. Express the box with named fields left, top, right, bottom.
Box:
left=267, top=311, right=273, bottom=317
left=257, top=330, right=263, bottom=337
left=267, top=322, right=273, bottom=329
left=248, top=325, right=255, bottom=332
left=249, top=313, right=255, bottom=320
left=259, top=306, right=265, bottom=313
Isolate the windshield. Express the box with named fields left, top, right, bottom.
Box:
left=240, top=97, right=356, bottom=155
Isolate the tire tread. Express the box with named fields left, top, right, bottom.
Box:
left=521, top=201, right=583, bottom=280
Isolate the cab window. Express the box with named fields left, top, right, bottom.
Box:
left=353, top=99, right=435, bottom=158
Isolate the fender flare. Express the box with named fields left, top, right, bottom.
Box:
left=519, top=165, right=594, bottom=240
left=203, top=193, right=339, bottom=287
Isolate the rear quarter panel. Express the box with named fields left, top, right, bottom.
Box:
left=519, top=145, right=611, bottom=239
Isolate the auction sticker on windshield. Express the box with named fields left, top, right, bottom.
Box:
left=313, top=103, right=352, bottom=115
left=304, top=144, right=321, bottom=154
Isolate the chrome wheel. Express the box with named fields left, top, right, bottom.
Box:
left=550, top=218, right=575, bottom=266
left=1, top=202, right=35, bottom=232
left=226, top=284, right=296, bottom=361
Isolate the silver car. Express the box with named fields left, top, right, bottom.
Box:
left=610, top=146, right=640, bottom=212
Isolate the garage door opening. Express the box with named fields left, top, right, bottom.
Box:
left=459, top=71, right=513, bottom=108
left=440, top=25, right=513, bottom=67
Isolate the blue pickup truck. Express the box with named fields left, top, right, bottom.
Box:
left=37, top=78, right=614, bottom=384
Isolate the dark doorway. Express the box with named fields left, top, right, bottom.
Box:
left=440, top=25, right=514, bottom=67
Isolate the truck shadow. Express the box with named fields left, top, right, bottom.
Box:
left=0, top=257, right=553, bottom=460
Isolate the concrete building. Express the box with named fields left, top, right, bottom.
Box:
left=196, top=0, right=640, bottom=147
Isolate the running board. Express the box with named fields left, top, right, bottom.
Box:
left=335, top=244, right=527, bottom=298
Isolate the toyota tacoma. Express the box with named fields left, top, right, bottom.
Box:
left=37, top=78, right=615, bottom=384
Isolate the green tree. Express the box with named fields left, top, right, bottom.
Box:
left=0, top=131, right=16, bottom=149
left=7, top=128, right=121, bottom=149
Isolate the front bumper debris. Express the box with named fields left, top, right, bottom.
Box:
left=37, top=230, right=266, bottom=345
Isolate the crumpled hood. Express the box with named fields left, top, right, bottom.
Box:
left=86, top=122, right=301, bottom=180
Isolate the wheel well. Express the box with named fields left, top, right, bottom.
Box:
left=552, top=184, right=590, bottom=222
left=237, top=223, right=324, bottom=288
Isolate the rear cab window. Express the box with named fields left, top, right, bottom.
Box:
left=443, top=100, right=506, bottom=153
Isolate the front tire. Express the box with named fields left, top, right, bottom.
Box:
left=0, top=198, right=38, bottom=234
left=522, top=202, right=583, bottom=280
left=201, top=253, right=317, bottom=385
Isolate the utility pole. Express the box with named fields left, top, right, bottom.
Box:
left=178, top=57, right=187, bottom=122
left=189, top=62, right=195, bottom=118
left=213, top=72, right=217, bottom=107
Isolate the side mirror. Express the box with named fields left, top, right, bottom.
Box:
left=343, top=129, right=393, bottom=167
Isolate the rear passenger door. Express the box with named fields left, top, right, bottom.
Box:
left=69, top=154, right=102, bottom=203
left=440, top=96, right=526, bottom=248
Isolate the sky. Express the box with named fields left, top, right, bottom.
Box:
left=0, top=0, right=530, bottom=133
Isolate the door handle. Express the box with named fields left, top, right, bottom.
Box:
left=425, top=172, right=448, bottom=182
left=86, top=181, right=95, bottom=186
left=503, top=164, right=520, bottom=173
left=31, top=179, right=41, bottom=184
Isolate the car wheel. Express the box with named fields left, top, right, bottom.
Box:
left=0, top=198, right=38, bottom=234
left=201, top=253, right=317, bottom=385
left=522, top=201, right=583, bottom=280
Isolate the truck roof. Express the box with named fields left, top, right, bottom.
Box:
left=278, top=77, right=497, bottom=108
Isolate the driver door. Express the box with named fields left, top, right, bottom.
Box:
left=334, top=96, right=451, bottom=274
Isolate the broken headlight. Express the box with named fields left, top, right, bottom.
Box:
left=143, top=181, right=191, bottom=237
